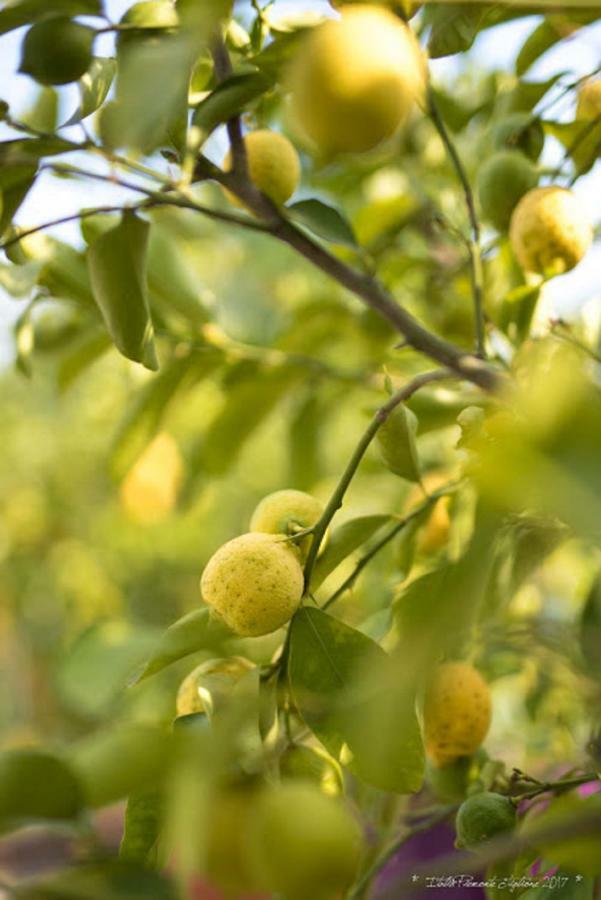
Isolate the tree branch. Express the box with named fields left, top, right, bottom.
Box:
left=303, top=369, right=454, bottom=590
left=428, top=88, right=485, bottom=359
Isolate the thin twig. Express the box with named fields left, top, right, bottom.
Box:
left=210, top=33, right=249, bottom=178
left=347, top=805, right=457, bottom=900
left=322, top=481, right=460, bottom=610
left=303, top=369, right=454, bottom=590
left=428, top=88, right=485, bottom=360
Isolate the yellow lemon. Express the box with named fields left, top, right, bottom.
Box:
left=576, top=79, right=601, bottom=120
left=287, top=6, right=425, bottom=155
left=423, top=661, right=491, bottom=767
left=224, top=130, right=301, bottom=206
left=509, top=186, right=592, bottom=276
left=405, top=471, right=452, bottom=555
left=200, top=533, right=304, bottom=637
left=176, top=656, right=255, bottom=717
left=120, top=432, right=182, bottom=525
left=250, top=489, right=323, bottom=561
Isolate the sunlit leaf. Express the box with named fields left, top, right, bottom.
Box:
left=287, top=199, right=359, bottom=249
left=289, top=607, right=424, bottom=793
left=0, top=0, right=102, bottom=36
left=65, top=57, right=116, bottom=126
left=133, top=608, right=232, bottom=684
left=191, top=70, right=271, bottom=146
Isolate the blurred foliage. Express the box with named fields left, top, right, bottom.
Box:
left=0, top=0, right=601, bottom=896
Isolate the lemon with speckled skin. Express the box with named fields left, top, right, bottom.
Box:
left=176, top=656, right=254, bottom=717
left=250, top=489, right=323, bottom=561
left=509, top=187, right=592, bottom=276
left=287, top=6, right=425, bottom=155
left=577, top=79, right=601, bottom=120
left=224, top=130, right=300, bottom=207
left=200, top=533, right=304, bottom=637
left=423, top=662, right=491, bottom=767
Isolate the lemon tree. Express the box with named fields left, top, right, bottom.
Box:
left=0, top=2, right=601, bottom=898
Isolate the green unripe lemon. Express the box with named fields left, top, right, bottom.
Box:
left=250, top=782, right=363, bottom=900
left=477, top=151, right=539, bottom=232
left=510, top=186, right=592, bottom=276
left=491, top=113, right=544, bottom=161
left=287, top=5, right=425, bottom=155
left=279, top=744, right=343, bottom=796
left=200, top=533, right=304, bottom=637
left=176, top=656, right=254, bottom=717
left=250, top=489, right=324, bottom=561
left=20, top=18, right=95, bottom=85
left=224, top=130, right=301, bottom=207
left=455, top=792, right=516, bottom=850
left=423, top=661, right=492, bottom=767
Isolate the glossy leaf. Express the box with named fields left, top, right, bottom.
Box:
left=88, top=211, right=158, bottom=370
left=312, top=514, right=391, bottom=590
left=65, top=57, right=116, bottom=126
left=288, top=608, right=424, bottom=793
left=191, top=71, right=271, bottom=145
left=132, top=608, right=232, bottom=683
left=287, top=199, right=359, bottom=249
left=120, top=790, right=163, bottom=866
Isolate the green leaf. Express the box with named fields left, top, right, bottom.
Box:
left=497, top=283, right=541, bottom=344
left=110, top=350, right=220, bottom=479
left=15, top=860, right=178, bottom=900
left=120, top=790, right=163, bottom=866
left=581, top=574, right=601, bottom=679
left=544, top=119, right=601, bottom=177
left=58, top=329, right=112, bottom=391
left=425, top=4, right=488, bottom=58
left=0, top=165, right=37, bottom=237
left=191, top=70, right=271, bottom=146
left=14, top=304, right=34, bottom=378
left=21, top=86, right=58, bottom=133
left=312, top=514, right=391, bottom=590
left=287, top=199, right=359, bottom=249
left=110, top=34, right=195, bottom=153
left=376, top=404, right=421, bottom=483
left=251, top=29, right=306, bottom=79
left=65, top=56, right=116, bottom=126
left=0, top=136, right=74, bottom=163
left=0, top=0, right=102, bottom=36
left=516, top=19, right=562, bottom=76
left=57, top=621, right=161, bottom=720
left=132, top=608, right=232, bottom=684
left=0, top=748, right=84, bottom=830
left=288, top=608, right=424, bottom=793
left=39, top=239, right=95, bottom=306
left=88, top=211, right=158, bottom=370
left=0, top=261, right=41, bottom=297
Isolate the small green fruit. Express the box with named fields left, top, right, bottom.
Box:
left=250, top=783, right=363, bottom=900
left=20, top=18, right=95, bottom=85
left=477, top=151, right=539, bottom=232
left=491, top=113, right=544, bottom=161
left=455, top=791, right=516, bottom=851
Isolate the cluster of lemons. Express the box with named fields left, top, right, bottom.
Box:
left=200, top=488, right=323, bottom=636
left=478, top=80, right=599, bottom=278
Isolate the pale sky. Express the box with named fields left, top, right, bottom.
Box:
left=0, top=2, right=600, bottom=363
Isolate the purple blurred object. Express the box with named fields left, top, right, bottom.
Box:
left=374, top=819, right=485, bottom=900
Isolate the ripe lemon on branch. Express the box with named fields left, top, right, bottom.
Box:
left=423, top=661, right=492, bottom=767
left=250, top=488, right=323, bottom=561
left=224, top=130, right=301, bottom=207
left=287, top=5, right=425, bottom=155
left=509, top=186, right=592, bottom=276
left=200, top=533, right=304, bottom=636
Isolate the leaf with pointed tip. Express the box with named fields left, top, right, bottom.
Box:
left=64, top=57, right=116, bottom=126
left=287, top=199, right=359, bottom=249
left=88, top=212, right=158, bottom=370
